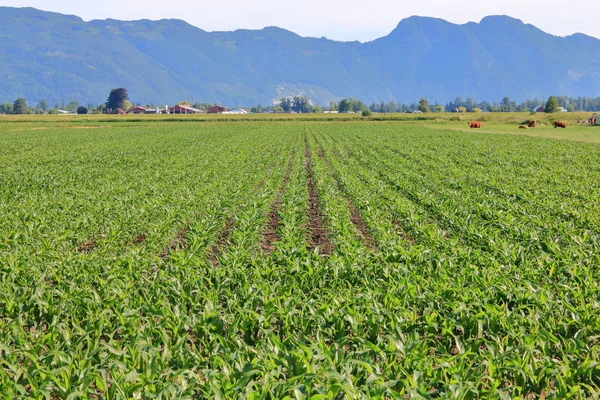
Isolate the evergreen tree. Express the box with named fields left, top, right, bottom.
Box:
left=106, top=88, right=129, bottom=111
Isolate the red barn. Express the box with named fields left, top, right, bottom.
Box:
left=209, top=105, right=228, bottom=114
left=127, top=105, right=150, bottom=114
left=168, top=104, right=205, bottom=114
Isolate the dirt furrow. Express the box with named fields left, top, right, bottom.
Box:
left=261, top=148, right=296, bottom=254
left=313, top=135, right=376, bottom=250
left=304, top=134, right=332, bottom=255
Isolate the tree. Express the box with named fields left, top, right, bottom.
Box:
left=292, top=96, right=311, bottom=113
left=458, top=106, right=467, bottom=113
left=123, top=100, right=132, bottom=112
left=13, top=98, right=29, bottom=114
left=566, top=104, right=575, bottom=112
left=418, top=98, right=430, bottom=113
left=38, top=99, right=49, bottom=112
left=544, top=96, right=560, bottom=113
left=362, top=109, right=372, bottom=117
left=473, top=107, right=482, bottom=113
left=466, top=97, right=475, bottom=112
left=177, top=100, right=191, bottom=106
left=106, top=88, right=129, bottom=111
left=77, top=106, right=88, bottom=114
left=0, top=102, right=13, bottom=114
left=312, top=105, right=323, bottom=114
left=433, top=105, right=444, bottom=113
left=338, top=99, right=351, bottom=113
left=279, top=98, right=292, bottom=112
left=500, top=97, right=512, bottom=112
left=328, top=101, right=338, bottom=112
left=65, top=101, right=79, bottom=112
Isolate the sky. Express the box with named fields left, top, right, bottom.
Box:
left=2, top=0, right=599, bottom=41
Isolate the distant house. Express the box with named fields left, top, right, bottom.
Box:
left=168, top=104, right=205, bottom=114
left=324, top=111, right=338, bottom=114
left=558, top=107, right=568, bottom=112
left=534, top=106, right=544, bottom=113
left=127, top=105, right=150, bottom=114
left=209, top=105, right=228, bottom=114
left=222, top=108, right=248, bottom=115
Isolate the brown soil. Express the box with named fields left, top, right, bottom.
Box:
left=348, top=202, right=376, bottom=250
left=132, top=233, right=146, bottom=245
left=260, top=149, right=296, bottom=254
left=161, top=227, right=188, bottom=258
left=77, top=240, right=98, bottom=253
left=208, top=215, right=236, bottom=265
left=304, top=134, right=332, bottom=255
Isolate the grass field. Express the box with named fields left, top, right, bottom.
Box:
left=1, top=115, right=599, bottom=398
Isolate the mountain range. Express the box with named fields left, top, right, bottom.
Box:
left=1, top=7, right=600, bottom=106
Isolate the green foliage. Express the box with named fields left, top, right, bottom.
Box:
left=362, top=109, right=372, bottom=117
left=0, top=117, right=599, bottom=398
left=418, top=98, right=430, bottom=113
left=12, top=97, right=29, bottom=114
left=64, top=101, right=79, bottom=112
left=433, top=105, right=445, bottom=113
left=292, top=96, right=311, bottom=114
left=106, top=88, right=129, bottom=111
left=76, top=106, right=88, bottom=114
left=545, top=96, right=560, bottom=113
left=38, top=98, right=49, bottom=111
left=278, top=98, right=291, bottom=112
left=0, top=102, right=14, bottom=114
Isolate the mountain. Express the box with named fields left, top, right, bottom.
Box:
left=1, top=7, right=600, bottom=106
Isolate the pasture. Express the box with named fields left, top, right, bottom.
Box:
left=0, top=115, right=599, bottom=398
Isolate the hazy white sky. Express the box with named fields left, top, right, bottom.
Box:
left=3, top=0, right=599, bottom=41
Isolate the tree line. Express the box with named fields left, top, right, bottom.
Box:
left=2, top=91, right=600, bottom=115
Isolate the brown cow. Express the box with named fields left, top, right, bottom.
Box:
left=528, top=120, right=537, bottom=128
left=553, top=121, right=566, bottom=129
left=519, top=126, right=528, bottom=129
left=469, top=121, right=483, bottom=129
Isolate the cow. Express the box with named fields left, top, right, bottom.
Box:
left=519, top=126, right=528, bottom=129
left=553, top=121, right=566, bottom=129
left=469, top=121, right=483, bottom=129
left=528, top=120, right=537, bottom=128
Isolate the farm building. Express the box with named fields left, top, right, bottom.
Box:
left=168, top=104, right=205, bottom=114
left=222, top=108, right=248, bottom=115
left=127, top=105, right=150, bottom=114
left=209, top=105, right=228, bottom=114
left=534, top=106, right=544, bottom=113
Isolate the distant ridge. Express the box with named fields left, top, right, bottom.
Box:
left=1, top=7, right=600, bottom=105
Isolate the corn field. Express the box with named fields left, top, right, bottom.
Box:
left=1, top=121, right=599, bottom=398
